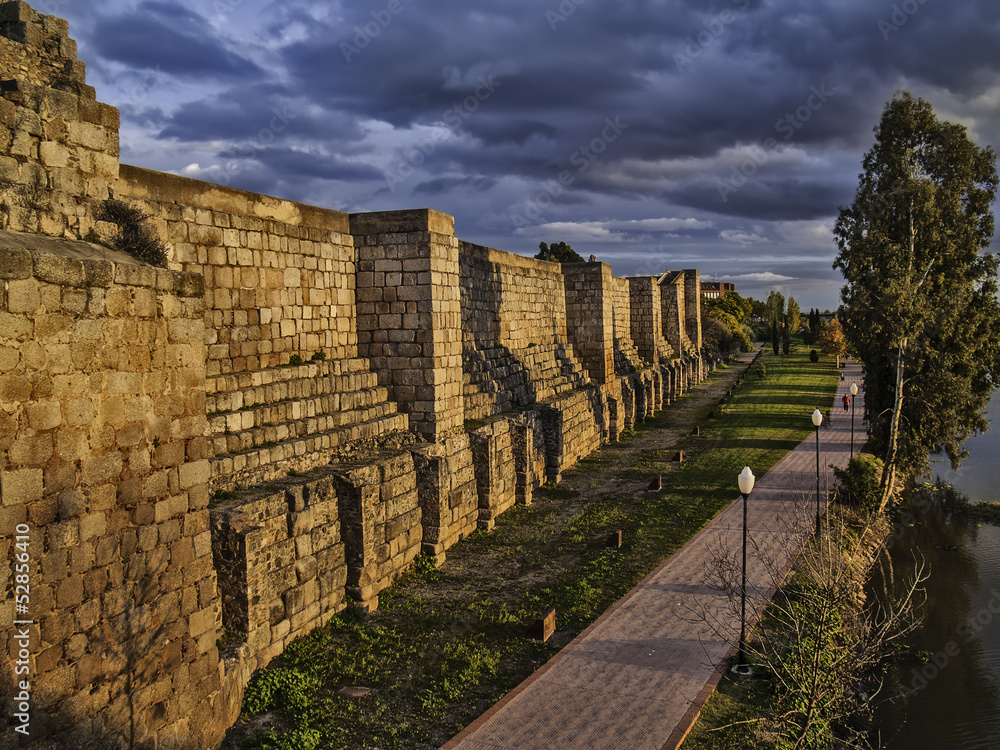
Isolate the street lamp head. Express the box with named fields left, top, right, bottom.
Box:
left=738, top=466, right=755, bottom=495
left=812, top=408, right=823, bottom=427
left=850, top=382, right=858, bottom=396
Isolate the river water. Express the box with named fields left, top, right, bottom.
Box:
left=873, top=394, right=1000, bottom=748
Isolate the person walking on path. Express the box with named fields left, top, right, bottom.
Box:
left=842, top=393, right=851, bottom=413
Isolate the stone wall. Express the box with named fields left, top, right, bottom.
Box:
left=683, top=269, right=702, bottom=352
left=660, top=271, right=685, bottom=356
left=0, top=3, right=712, bottom=747
left=0, top=2, right=118, bottom=239
left=210, top=468, right=346, bottom=678
left=0, top=234, right=234, bottom=749
left=459, top=241, right=588, bottom=422
left=628, top=277, right=663, bottom=366
left=118, top=166, right=358, bottom=374
left=350, top=210, right=464, bottom=444
left=117, top=168, right=411, bottom=493
left=563, top=262, right=614, bottom=385
left=610, top=274, right=640, bottom=374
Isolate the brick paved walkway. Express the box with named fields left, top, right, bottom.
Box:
left=443, top=364, right=866, bottom=750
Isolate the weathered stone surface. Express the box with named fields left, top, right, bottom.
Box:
left=0, top=246, right=30, bottom=278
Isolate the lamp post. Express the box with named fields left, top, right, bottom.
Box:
left=850, top=382, right=859, bottom=458
left=812, top=409, right=823, bottom=535
left=737, top=466, right=755, bottom=666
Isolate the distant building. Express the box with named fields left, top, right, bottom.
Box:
left=701, top=281, right=735, bottom=299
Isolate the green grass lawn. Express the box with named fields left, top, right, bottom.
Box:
left=228, top=343, right=840, bottom=750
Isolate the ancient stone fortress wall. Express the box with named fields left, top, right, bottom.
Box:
left=0, top=233, right=237, bottom=747
left=0, top=3, right=119, bottom=241
left=460, top=241, right=587, bottom=420
left=0, top=3, right=708, bottom=748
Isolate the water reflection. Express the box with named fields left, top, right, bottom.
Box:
left=873, top=500, right=1000, bottom=748
left=924, top=393, right=1000, bottom=503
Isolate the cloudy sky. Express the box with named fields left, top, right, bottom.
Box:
left=48, top=0, right=1000, bottom=310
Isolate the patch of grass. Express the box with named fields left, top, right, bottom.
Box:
left=210, top=490, right=241, bottom=508
left=231, top=344, right=839, bottom=749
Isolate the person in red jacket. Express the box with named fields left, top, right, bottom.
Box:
left=842, top=393, right=851, bottom=412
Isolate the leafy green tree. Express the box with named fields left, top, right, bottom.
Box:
left=765, top=290, right=785, bottom=325
left=748, top=296, right=768, bottom=322
left=702, top=309, right=753, bottom=354
left=817, top=318, right=848, bottom=366
left=535, top=241, right=585, bottom=263
left=785, top=297, right=801, bottom=337
left=834, top=91, right=1000, bottom=510
left=704, top=291, right=753, bottom=324
left=703, top=293, right=754, bottom=353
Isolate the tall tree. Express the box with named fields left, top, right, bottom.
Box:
left=765, top=290, right=785, bottom=325
left=771, top=319, right=780, bottom=356
left=817, top=318, right=848, bottom=367
left=834, top=91, right=1000, bottom=510
left=536, top=241, right=585, bottom=263
left=809, top=309, right=822, bottom=337
left=785, top=297, right=801, bottom=337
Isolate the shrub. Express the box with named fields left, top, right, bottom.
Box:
left=810, top=349, right=819, bottom=363
left=310, top=350, right=327, bottom=361
left=98, top=199, right=169, bottom=267
left=833, top=454, right=883, bottom=513
left=288, top=354, right=304, bottom=366
left=250, top=729, right=322, bottom=750
left=242, top=667, right=318, bottom=727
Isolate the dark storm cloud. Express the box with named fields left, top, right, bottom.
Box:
left=414, top=175, right=498, bottom=196
left=157, top=89, right=365, bottom=146
left=666, top=176, right=853, bottom=222
left=58, top=0, right=1000, bottom=309
left=90, top=1, right=263, bottom=79
left=222, top=146, right=384, bottom=183
left=266, top=0, right=999, bottom=213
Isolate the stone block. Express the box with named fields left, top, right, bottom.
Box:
left=0, top=468, right=43, bottom=506
left=0, top=373, right=31, bottom=403
left=39, top=140, right=69, bottom=168
left=7, top=278, right=39, bottom=314
left=178, top=460, right=210, bottom=491
left=189, top=606, right=216, bottom=638
left=81, top=258, right=114, bottom=287
left=0, top=311, right=31, bottom=341
left=0, top=247, right=30, bottom=279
